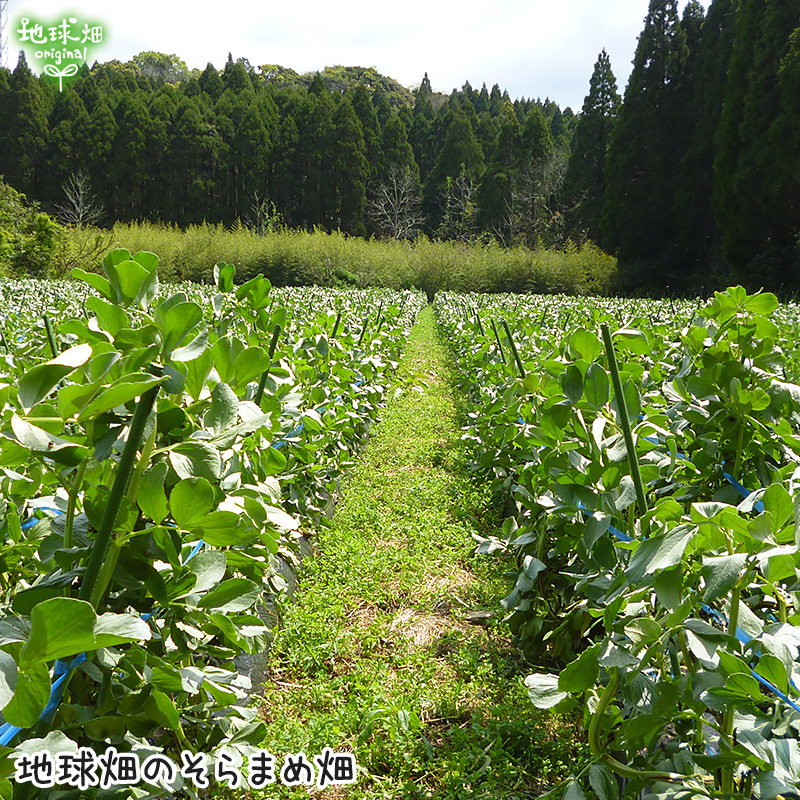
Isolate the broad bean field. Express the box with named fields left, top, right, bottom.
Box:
left=0, top=251, right=423, bottom=795
left=436, top=288, right=800, bottom=798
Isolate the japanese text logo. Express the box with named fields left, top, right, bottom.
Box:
left=15, top=15, right=105, bottom=90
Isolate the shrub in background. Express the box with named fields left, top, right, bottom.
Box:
left=62, top=221, right=620, bottom=296
left=0, top=179, right=65, bottom=277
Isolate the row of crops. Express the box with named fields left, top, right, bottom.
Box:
left=435, top=288, right=800, bottom=800
left=0, top=251, right=425, bottom=797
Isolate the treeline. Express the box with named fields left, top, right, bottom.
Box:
left=570, top=0, right=800, bottom=292
left=3, top=0, right=798, bottom=295
left=0, top=52, right=575, bottom=246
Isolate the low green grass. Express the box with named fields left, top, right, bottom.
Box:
left=252, top=307, right=585, bottom=799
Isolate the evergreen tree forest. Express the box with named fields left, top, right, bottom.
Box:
left=0, top=52, right=575, bottom=247
left=0, top=0, right=799, bottom=294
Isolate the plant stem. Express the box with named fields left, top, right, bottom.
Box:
left=63, top=460, right=88, bottom=553
left=588, top=668, right=686, bottom=783
left=601, top=324, right=648, bottom=517
left=474, top=310, right=485, bottom=337
left=733, top=422, right=745, bottom=484
left=357, top=314, right=370, bottom=346
left=78, top=383, right=160, bottom=609
left=721, top=579, right=743, bottom=796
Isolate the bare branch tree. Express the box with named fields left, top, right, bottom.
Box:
left=53, top=170, right=104, bottom=228
left=243, top=190, right=283, bottom=236
left=367, top=166, right=424, bottom=240
left=436, top=170, right=477, bottom=242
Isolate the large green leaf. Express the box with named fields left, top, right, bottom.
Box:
left=137, top=461, right=169, bottom=523
left=77, top=373, right=164, bottom=421
left=206, top=382, right=238, bottom=434
left=11, top=415, right=89, bottom=466
left=0, top=652, right=18, bottom=710
left=197, top=578, right=259, bottom=612
left=18, top=343, right=93, bottom=411
left=2, top=661, right=50, bottom=728
left=169, top=442, right=222, bottom=481
left=558, top=644, right=600, bottom=693
left=160, top=301, right=203, bottom=358
left=18, top=598, right=97, bottom=669
left=524, top=673, right=568, bottom=709
left=170, top=477, right=216, bottom=529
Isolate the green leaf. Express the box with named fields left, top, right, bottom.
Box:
left=2, top=662, right=50, bottom=728
left=563, top=777, right=586, bottom=800
left=170, top=477, right=216, bottom=529
left=105, top=258, right=150, bottom=307
left=0, top=651, right=18, bottom=710
left=235, top=275, right=271, bottom=308
left=197, top=578, right=259, bottom=612
left=562, top=365, right=583, bottom=404
left=137, top=461, right=169, bottom=524
left=10, top=415, right=89, bottom=467
left=214, top=261, right=236, bottom=292
left=169, top=442, right=222, bottom=481
left=524, top=673, right=569, bottom=709
left=708, top=672, right=763, bottom=703
left=232, top=347, right=271, bottom=390
left=160, top=301, right=203, bottom=358
left=171, top=329, right=209, bottom=363
left=702, top=553, right=746, bottom=603
left=584, top=363, right=610, bottom=409
left=654, top=567, right=683, bottom=610
left=93, top=613, right=151, bottom=648
left=755, top=654, right=789, bottom=695
left=146, top=689, right=181, bottom=731
left=612, top=328, right=651, bottom=356
left=193, top=511, right=247, bottom=546
left=206, top=382, right=238, bottom=434
left=76, top=373, right=163, bottom=421
left=558, top=644, right=600, bottom=693
left=265, top=505, right=300, bottom=531
left=18, top=597, right=96, bottom=669
left=86, top=296, right=129, bottom=336
left=569, top=328, right=601, bottom=363
left=71, top=267, right=112, bottom=299
left=18, top=343, right=93, bottom=411
left=624, top=618, right=662, bottom=646
left=763, top=484, right=793, bottom=534
left=627, top=524, right=694, bottom=580
left=187, top=551, right=227, bottom=593
left=589, top=763, right=620, bottom=800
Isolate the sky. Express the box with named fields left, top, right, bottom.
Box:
left=4, top=0, right=705, bottom=111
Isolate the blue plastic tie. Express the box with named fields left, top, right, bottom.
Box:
left=722, top=471, right=765, bottom=513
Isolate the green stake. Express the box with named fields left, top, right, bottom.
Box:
left=601, top=323, right=648, bottom=516
left=490, top=319, right=506, bottom=364
left=79, top=382, right=161, bottom=609
left=254, top=323, right=283, bottom=406
left=501, top=319, right=526, bottom=379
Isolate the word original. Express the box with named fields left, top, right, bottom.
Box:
left=14, top=748, right=358, bottom=790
